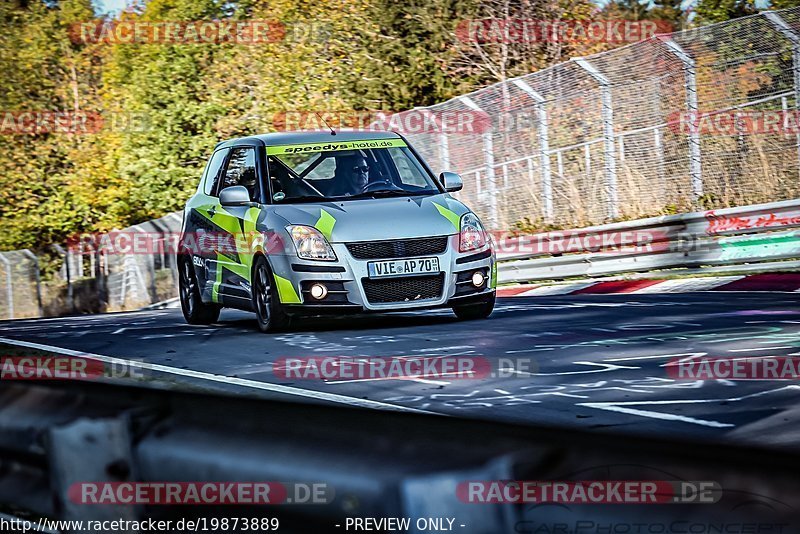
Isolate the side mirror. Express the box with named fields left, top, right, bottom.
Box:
left=219, top=185, right=251, bottom=206
left=440, top=171, right=463, bottom=192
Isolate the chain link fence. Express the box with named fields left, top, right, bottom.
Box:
left=2, top=8, right=800, bottom=318
left=402, top=7, right=800, bottom=230
left=0, top=212, right=182, bottom=320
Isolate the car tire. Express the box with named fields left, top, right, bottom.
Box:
left=252, top=256, right=292, bottom=333
left=452, top=293, right=495, bottom=321
left=178, top=255, right=221, bottom=325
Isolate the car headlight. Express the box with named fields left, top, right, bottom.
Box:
left=286, top=225, right=337, bottom=261
left=459, top=212, right=487, bottom=252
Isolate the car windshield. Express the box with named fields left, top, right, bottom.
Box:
left=266, top=140, right=440, bottom=202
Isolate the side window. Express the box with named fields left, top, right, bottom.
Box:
left=388, top=147, right=426, bottom=186
left=220, top=147, right=258, bottom=201
left=203, top=149, right=228, bottom=196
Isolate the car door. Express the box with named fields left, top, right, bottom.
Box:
left=184, top=147, right=229, bottom=304
left=212, top=146, right=264, bottom=308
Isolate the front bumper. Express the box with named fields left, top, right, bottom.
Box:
left=274, top=235, right=495, bottom=314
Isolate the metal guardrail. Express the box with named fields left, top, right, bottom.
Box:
left=1, top=379, right=799, bottom=530
left=497, top=198, right=800, bottom=284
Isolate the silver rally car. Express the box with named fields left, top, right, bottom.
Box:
left=178, top=130, right=496, bottom=332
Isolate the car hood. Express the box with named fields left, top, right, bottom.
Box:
left=271, top=194, right=469, bottom=242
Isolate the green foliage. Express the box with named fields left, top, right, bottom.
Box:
left=768, top=0, right=800, bottom=9
left=0, top=0, right=767, bottom=251
left=694, top=0, right=757, bottom=24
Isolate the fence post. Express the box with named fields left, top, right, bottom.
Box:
left=459, top=95, right=498, bottom=229
left=53, top=244, right=75, bottom=314
left=20, top=250, right=43, bottom=317
left=426, top=109, right=451, bottom=172
left=132, top=224, right=157, bottom=304
left=0, top=252, right=13, bottom=319
left=573, top=57, right=619, bottom=220
left=764, top=11, right=800, bottom=176
left=511, top=78, right=554, bottom=222
left=661, top=39, right=703, bottom=199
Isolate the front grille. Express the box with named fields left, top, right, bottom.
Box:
left=346, top=237, right=448, bottom=260
left=362, top=274, right=445, bottom=304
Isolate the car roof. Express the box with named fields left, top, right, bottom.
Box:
left=214, top=130, right=403, bottom=150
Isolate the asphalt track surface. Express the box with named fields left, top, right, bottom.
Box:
left=2, top=292, right=800, bottom=449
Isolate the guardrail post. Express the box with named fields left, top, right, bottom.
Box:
left=512, top=78, right=554, bottom=222
left=460, top=95, right=498, bottom=229
left=0, top=252, right=13, bottom=319
left=573, top=57, right=619, bottom=220
left=764, top=11, right=800, bottom=177
left=661, top=39, right=703, bottom=199
left=53, top=244, right=75, bottom=314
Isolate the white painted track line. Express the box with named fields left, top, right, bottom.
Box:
left=0, top=337, right=436, bottom=415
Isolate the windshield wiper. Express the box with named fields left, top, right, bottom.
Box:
left=276, top=195, right=327, bottom=203
left=344, top=189, right=429, bottom=199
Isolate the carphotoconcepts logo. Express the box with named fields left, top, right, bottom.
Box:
left=0, top=355, right=144, bottom=380
left=456, top=19, right=673, bottom=44
left=68, top=482, right=332, bottom=505
left=69, top=20, right=285, bottom=45
left=0, top=111, right=149, bottom=135
left=667, top=355, right=800, bottom=380
left=66, top=231, right=287, bottom=256
left=668, top=110, right=800, bottom=135
left=272, top=110, right=492, bottom=135
left=457, top=480, right=721, bottom=504
left=273, top=356, right=538, bottom=380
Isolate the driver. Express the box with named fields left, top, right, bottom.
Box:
left=331, top=154, right=370, bottom=196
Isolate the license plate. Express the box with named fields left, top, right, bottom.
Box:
left=367, top=257, right=440, bottom=278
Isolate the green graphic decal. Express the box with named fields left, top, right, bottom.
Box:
left=197, top=204, right=263, bottom=291
left=490, top=261, right=497, bottom=289
left=433, top=202, right=460, bottom=231
left=266, top=139, right=407, bottom=156
left=196, top=204, right=241, bottom=237
left=274, top=273, right=301, bottom=304
left=315, top=208, right=336, bottom=241
left=212, top=260, right=223, bottom=303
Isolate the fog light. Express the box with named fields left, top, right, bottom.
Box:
left=471, top=271, right=485, bottom=287
left=309, top=283, right=328, bottom=300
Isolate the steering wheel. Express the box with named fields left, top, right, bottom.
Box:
left=361, top=180, right=403, bottom=193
